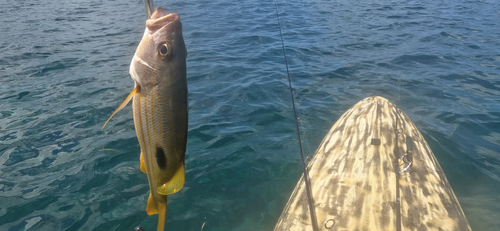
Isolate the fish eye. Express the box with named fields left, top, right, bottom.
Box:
left=160, top=44, right=168, bottom=55
left=158, top=43, right=170, bottom=58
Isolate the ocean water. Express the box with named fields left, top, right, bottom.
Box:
left=1, top=0, right=500, bottom=230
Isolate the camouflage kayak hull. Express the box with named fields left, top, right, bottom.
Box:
left=275, top=96, right=471, bottom=231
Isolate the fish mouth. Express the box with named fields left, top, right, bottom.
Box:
left=130, top=7, right=184, bottom=89
left=146, top=7, right=180, bottom=34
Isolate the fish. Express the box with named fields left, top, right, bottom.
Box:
left=102, top=7, right=188, bottom=231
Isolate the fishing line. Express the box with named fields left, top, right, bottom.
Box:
left=274, top=1, right=319, bottom=231
left=294, top=97, right=314, bottom=164
left=397, top=71, right=406, bottom=113
left=395, top=71, right=406, bottom=231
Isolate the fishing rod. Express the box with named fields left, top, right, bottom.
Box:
left=144, top=0, right=154, bottom=19
left=273, top=2, right=319, bottom=231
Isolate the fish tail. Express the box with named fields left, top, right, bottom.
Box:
left=157, top=202, right=167, bottom=231
left=146, top=193, right=159, bottom=215
left=146, top=193, right=168, bottom=231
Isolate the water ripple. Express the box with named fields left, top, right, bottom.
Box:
left=1, top=0, right=500, bottom=230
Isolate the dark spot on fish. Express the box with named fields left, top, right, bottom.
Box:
left=156, top=147, right=167, bottom=169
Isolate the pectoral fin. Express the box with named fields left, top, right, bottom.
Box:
left=101, top=87, right=138, bottom=129
left=157, top=164, right=185, bottom=195
left=140, top=152, right=146, bottom=174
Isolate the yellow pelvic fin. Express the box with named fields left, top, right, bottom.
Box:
left=157, top=164, right=185, bottom=195
left=146, top=193, right=159, bottom=215
left=140, top=152, right=146, bottom=173
left=157, top=202, right=167, bottom=231
left=101, top=87, right=138, bottom=130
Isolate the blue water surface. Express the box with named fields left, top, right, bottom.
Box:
left=1, top=0, right=500, bottom=230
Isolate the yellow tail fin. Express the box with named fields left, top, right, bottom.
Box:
left=157, top=202, right=167, bottom=231
left=146, top=193, right=167, bottom=231
left=101, top=87, right=137, bottom=129
left=146, top=193, right=159, bottom=215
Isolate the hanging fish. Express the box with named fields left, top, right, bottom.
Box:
left=103, top=7, right=188, bottom=231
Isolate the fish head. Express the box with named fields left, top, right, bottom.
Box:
left=130, top=7, right=187, bottom=90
